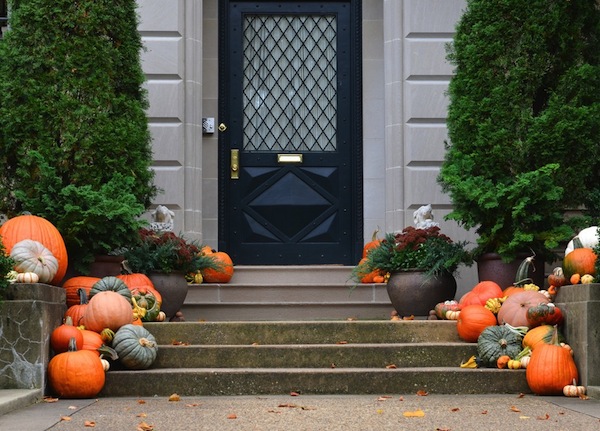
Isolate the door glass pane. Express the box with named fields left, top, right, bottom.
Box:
left=243, top=14, right=337, bottom=152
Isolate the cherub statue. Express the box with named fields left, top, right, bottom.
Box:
left=149, top=205, right=174, bottom=232
left=413, top=204, right=439, bottom=229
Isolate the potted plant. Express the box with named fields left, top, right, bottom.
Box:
left=437, top=0, right=600, bottom=285
left=353, top=226, right=472, bottom=317
left=122, top=229, right=222, bottom=319
left=0, top=0, right=157, bottom=276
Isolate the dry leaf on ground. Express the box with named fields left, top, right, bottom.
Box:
left=510, top=406, right=521, bottom=412
left=403, top=409, right=425, bottom=417
left=416, top=390, right=428, bottom=396
left=60, top=416, right=72, bottom=422
left=84, top=420, right=96, bottom=427
left=168, top=393, right=181, bottom=402
left=227, top=413, right=237, bottom=419
left=137, top=422, right=154, bottom=431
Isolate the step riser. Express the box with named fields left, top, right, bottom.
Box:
left=228, top=266, right=354, bottom=285
left=183, top=283, right=392, bottom=321
left=153, top=344, right=477, bottom=368
left=101, top=369, right=530, bottom=396
left=144, top=321, right=462, bottom=345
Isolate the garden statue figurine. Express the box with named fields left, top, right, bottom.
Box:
left=413, top=204, right=439, bottom=229
left=150, top=205, right=174, bottom=232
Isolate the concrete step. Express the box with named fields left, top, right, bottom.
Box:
left=101, top=367, right=529, bottom=396
left=100, top=321, right=530, bottom=397
left=227, top=265, right=355, bottom=285
left=143, top=321, right=462, bottom=345
left=152, top=343, right=478, bottom=368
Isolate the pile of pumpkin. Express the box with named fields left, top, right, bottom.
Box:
left=433, top=241, right=597, bottom=398
left=48, top=275, right=161, bottom=398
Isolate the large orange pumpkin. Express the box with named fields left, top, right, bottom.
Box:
left=456, top=305, right=497, bottom=342
left=526, top=326, right=579, bottom=395
left=0, top=214, right=68, bottom=284
left=48, top=338, right=105, bottom=398
left=497, top=290, right=549, bottom=327
left=563, top=247, right=596, bottom=279
left=62, top=276, right=101, bottom=307
left=202, top=251, right=234, bottom=283
left=459, top=281, right=503, bottom=307
left=82, top=291, right=133, bottom=333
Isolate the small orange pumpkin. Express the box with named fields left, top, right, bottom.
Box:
left=50, top=316, right=83, bottom=354
left=459, top=281, right=503, bottom=307
left=78, top=328, right=104, bottom=356
left=64, top=289, right=89, bottom=327
left=563, top=247, right=596, bottom=279
left=202, top=251, right=234, bottom=283
left=362, top=229, right=381, bottom=258
left=456, top=305, right=497, bottom=342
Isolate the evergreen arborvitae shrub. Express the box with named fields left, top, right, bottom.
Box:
left=438, top=0, right=600, bottom=261
left=0, top=0, right=156, bottom=273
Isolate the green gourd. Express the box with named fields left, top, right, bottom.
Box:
left=89, top=276, right=132, bottom=303
left=477, top=325, right=523, bottom=367
left=112, top=324, right=158, bottom=370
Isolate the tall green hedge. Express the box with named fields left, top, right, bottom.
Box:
left=0, top=0, right=156, bottom=274
left=439, top=0, right=600, bottom=261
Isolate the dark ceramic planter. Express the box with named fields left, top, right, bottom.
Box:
left=386, top=270, right=457, bottom=317
left=88, top=255, right=124, bottom=278
left=476, top=252, right=545, bottom=289
left=148, top=271, right=189, bottom=319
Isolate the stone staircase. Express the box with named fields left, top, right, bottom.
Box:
left=100, top=266, right=530, bottom=396
left=100, top=320, right=530, bottom=396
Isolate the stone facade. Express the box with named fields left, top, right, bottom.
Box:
left=138, top=0, right=477, bottom=293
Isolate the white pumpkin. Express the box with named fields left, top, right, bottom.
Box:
left=15, top=272, right=40, bottom=283
left=10, top=239, right=59, bottom=283
left=564, top=226, right=599, bottom=255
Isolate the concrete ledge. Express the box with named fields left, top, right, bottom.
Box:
left=0, top=389, right=42, bottom=417
left=555, top=283, right=600, bottom=392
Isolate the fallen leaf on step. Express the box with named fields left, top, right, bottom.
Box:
left=137, top=422, right=154, bottom=431
left=84, top=420, right=96, bottom=427
left=416, top=390, right=428, bottom=396
left=186, top=403, right=200, bottom=407
left=403, top=315, right=415, bottom=320
left=403, top=409, right=425, bottom=417
left=336, top=340, right=348, bottom=344
left=519, top=416, right=530, bottom=419
left=377, top=396, right=392, bottom=401
left=136, top=413, right=147, bottom=418
left=60, top=416, right=72, bottom=422
left=43, top=397, right=59, bottom=403
left=510, top=406, right=521, bottom=412
left=290, top=392, right=300, bottom=397
left=137, top=399, right=146, bottom=404
left=451, top=407, right=460, bottom=412
left=386, top=364, right=397, bottom=369
left=227, top=413, right=237, bottom=419
left=537, top=414, right=550, bottom=420
left=68, top=405, right=78, bottom=410
left=168, top=393, right=181, bottom=402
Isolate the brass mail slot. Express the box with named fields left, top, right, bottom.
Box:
left=277, top=153, right=303, bottom=164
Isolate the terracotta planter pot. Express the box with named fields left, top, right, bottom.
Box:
left=386, top=270, right=457, bottom=317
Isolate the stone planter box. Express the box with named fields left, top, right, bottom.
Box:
left=0, top=284, right=66, bottom=392
left=555, top=283, right=600, bottom=397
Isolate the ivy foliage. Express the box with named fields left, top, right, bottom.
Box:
left=438, top=0, right=600, bottom=261
left=0, top=0, right=157, bottom=273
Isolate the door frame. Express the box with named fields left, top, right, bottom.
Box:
left=217, top=0, right=363, bottom=265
